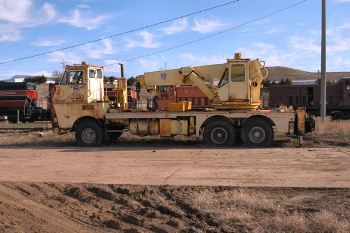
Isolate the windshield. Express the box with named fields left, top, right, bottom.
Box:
left=60, top=71, right=83, bottom=85
left=218, top=69, right=228, bottom=88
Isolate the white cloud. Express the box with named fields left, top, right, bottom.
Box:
left=77, top=4, right=90, bottom=9
left=32, top=39, right=65, bottom=47
left=127, top=31, right=160, bottom=49
left=49, top=51, right=82, bottom=64
left=328, top=36, right=350, bottom=53
left=137, top=58, right=162, bottom=70
left=0, top=0, right=57, bottom=42
left=104, top=59, right=123, bottom=73
left=40, top=2, right=57, bottom=21
left=192, top=18, right=225, bottom=34
left=161, top=18, right=188, bottom=35
left=0, top=24, right=22, bottom=42
left=266, top=27, right=280, bottom=34
left=0, top=1, right=56, bottom=25
left=289, top=23, right=350, bottom=56
left=84, top=38, right=117, bottom=59
left=48, top=39, right=116, bottom=63
left=238, top=42, right=301, bottom=67
left=0, top=70, right=52, bottom=80
left=337, top=22, right=350, bottom=32
left=0, top=0, right=32, bottom=23
left=59, top=9, right=110, bottom=30
left=332, top=0, right=350, bottom=2
left=180, top=53, right=226, bottom=65
left=289, top=35, right=320, bottom=55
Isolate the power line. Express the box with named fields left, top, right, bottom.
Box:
left=0, top=0, right=240, bottom=65
left=111, top=0, right=306, bottom=66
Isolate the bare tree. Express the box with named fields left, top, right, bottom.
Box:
left=52, top=71, right=63, bottom=83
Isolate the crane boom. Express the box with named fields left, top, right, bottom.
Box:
left=137, top=53, right=268, bottom=110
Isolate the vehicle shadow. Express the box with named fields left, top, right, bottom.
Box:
left=0, top=137, right=293, bottom=152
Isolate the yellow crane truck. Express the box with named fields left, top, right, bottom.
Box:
left=52, top=53, right=314, bottom=147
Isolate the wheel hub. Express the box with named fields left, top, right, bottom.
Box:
left=81, top=128, right=96, bottom=144
left=248, top=126, right=266, bottom=144
left=211, top=127, right=228, bottom=145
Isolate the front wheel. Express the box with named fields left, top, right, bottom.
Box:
left=241, top=119, right=274, bottom=147
left=204, top=120, right=236, bottom=147
left=75, top=120, right=104, bottom=147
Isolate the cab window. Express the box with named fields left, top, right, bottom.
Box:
left=60, top=71, right=68, bottom=85
left=89, top=69, right=96, bottom=78
left=218, top=69, right=228, bottom=88
left=231, top=64, right=245, bottom=82
left=97, top=69, right=103, bottom=79
left=60, top=71, right=83, bottom=85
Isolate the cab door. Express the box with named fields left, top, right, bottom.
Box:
left=69, top=70, right=85, bottom=102
left=228, top=63, right=250, bottom=101
left=217, top=68, right=230, bottom=101
left=87, top=68, right=104, bottom=103
left=54, top=70, right=85, bottom=103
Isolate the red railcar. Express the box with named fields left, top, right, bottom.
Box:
left=268, top=77, right=350, bottom=119
left=156, top=85, right=211, bottom=110
left=0, top=82, right=49, bottom=122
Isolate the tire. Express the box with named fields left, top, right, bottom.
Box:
left=204, top=119, right=236, bottom=147
left=75, top=120, right=104, bottom=147
left=241, top=119, right=274, bottom=147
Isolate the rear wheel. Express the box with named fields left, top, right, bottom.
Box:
left=204, top=119, right=236, bottom=147
left=241, top=119, right=274, bottom=147
left=75, top=120, right=104, bottom=147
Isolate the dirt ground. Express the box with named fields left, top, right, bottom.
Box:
left=0, top=183, right=349, bottom=233
left=0, top=129, right=349, bottom=232
left=0, top=128, right=349, bottom=148
left=0, top=130, right=349, bottom=187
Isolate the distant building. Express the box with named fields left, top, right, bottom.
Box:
left=5, top=75, right=58, bottom=84
left=46, top=77, right=59, bottom=84
left=268, top=77, right=350, bottom=115
left=6, top=75, right=34, bottom=83
left=291, top=79, right=317, bottom=85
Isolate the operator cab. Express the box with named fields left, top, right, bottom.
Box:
left=55, top=62, right=104, bottom=104
left=216, top=53, right=267, bottom=108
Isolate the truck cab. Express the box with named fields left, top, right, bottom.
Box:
left=53, top=62, right=108, bottom=129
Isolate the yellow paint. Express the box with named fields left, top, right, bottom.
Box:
left=53, top=62, right=107, bottom=128
left=138, top=54, right=268, bottom=110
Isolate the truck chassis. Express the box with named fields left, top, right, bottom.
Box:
left=67, top=107, right=312, bottom=147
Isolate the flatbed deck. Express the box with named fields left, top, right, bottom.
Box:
left=106, top=110, right=296, bottom=135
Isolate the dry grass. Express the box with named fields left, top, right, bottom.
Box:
left=191, top=189, right=350, bottom=233
left=193, top=189, right=275, bottom=212
left=312, top=117, right=350, bottom=137
left=310, top=211, right=350, bottom=233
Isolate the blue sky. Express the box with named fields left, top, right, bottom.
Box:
left=0, top=0, right=349, bottom=80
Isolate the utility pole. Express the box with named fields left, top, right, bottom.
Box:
left=320, top=0, right=327, bottom=121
